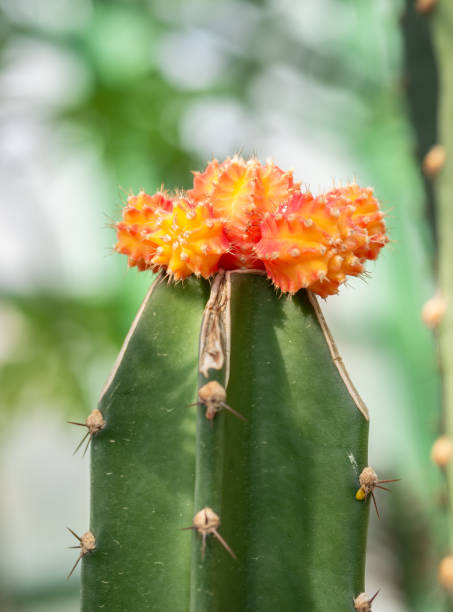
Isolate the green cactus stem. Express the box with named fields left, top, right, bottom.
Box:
left=81, top=270, right=370, bottom=611
left=433, top=0, right=453, bottom=585
left=398, top=1, right=452, bottom=609
left=402, top=0, right=440, bottom=237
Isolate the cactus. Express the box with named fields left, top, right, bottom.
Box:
left=78, top=157, right=388, bottom=610
left=426, top=0, right=453, bottom=600
left=395, top=2, right=453, bottom=609
left=433, top=0, right=453, bottom=485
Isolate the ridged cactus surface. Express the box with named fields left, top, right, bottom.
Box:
left=431, top=0, right=453, bottom=598
left=81, top=272, right=369, bottom=611
left=434, top=0, right=453, bottom=507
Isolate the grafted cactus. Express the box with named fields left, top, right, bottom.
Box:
left=77, top=157, right=388, bottom=611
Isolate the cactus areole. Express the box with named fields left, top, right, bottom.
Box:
left=80, top=157, right=388, bottom=611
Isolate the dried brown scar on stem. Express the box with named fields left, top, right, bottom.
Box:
left=182, top=507, right=236, bottom=560
left=68, top=409, right=105, bottom=457
left=355, top=466, right=400, bottom=519
left=66, top=528, right=96, bottom=580
left=199, top=270, right=230, bottom=380
left=188, top=381, right=247, bottom=422
left=354, top=590, right=380, bottom=612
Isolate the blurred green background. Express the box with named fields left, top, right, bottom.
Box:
left=0, top=1, right=447, bottom=610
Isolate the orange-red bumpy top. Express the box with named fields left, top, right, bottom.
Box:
left=115, top=156, right=388, bottom=296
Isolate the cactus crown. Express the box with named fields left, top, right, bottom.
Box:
left=115, top=156, right=388, bottom=297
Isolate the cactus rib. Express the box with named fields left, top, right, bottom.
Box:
left=81, top=270, right=371, bottom=610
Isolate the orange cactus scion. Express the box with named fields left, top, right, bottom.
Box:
left=115, top=190, right=173, bottom=270
left=253, top=159, right=300, bottom=215
left=114, top=165, right=388, bottom=297
left=324, top=184, right=388, bottom=260
left=147, top=197, right=229, bottom=280
left=189, top=159, right=223, bottom=203
left=255, top=186, right=385, bottom=297
left=256, top=192, right=335, bottom=295
left=189, top=156, right=300, bottom=269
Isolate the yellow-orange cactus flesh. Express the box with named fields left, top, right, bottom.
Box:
left=294, top=194, right=367, bottom=256
left=188, top=159, right=224, bottom=203
left=253, top=160, right=301, bottom=214
left=209, top=157, right=256, bottom=232
left=255, top=191, right=372, bottom=295
left=114, top=166, right=389, bottom=294
left=256, top=213, right=332, bottom=294
left=267, top=193, right=340, bottom=248
left=128, top=190, right=173, bottom=213
left=147, top=198, right=229, bottom=280
left=122, top=191, right=173, bottom=229
left=324, top=184, right=388, bottom=260
left=342, top=252, right=364, bottom=276
left=287, top=194, right=366, bottom=261
left=115, top=223, right=156, bottom=270
left=188, top=156, right=302, bottom=269
left=309, top=278, right=341, bottom=298
left=115, top=190, right=174, bottom=270
left=190, top=156, right=300, bottom=218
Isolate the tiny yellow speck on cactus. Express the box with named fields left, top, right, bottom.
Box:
left=114, top=156, right=389, bottom=296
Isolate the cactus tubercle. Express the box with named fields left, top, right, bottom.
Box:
left=438, top=555, right=453, bottom=590
left=355, top=466, right=400, bottom=518
left=183, top=507, right=236, bottom=560
left=354, top=589, right=380, bottom=611
left=66, top=528, right=96, bottom=580
left=431, top=435, right=453, bottom=467
left=194, top=380, right=247, bottom=422
left=415, top=0, right=438, bottom=15
left=68, top=409, right=105, bottom=457
left=422, top=144, right=446, bottom=177
left=422, top=293, right=446, bottom=328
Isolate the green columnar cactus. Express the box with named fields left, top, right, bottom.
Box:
left=77, top=157, right=388, bottom=610
left=81, top=273, right=369, bottom=611
left=401, top=0, right=439, bottom=237
left=430, top=0, right=453, bottom=597
left=397, top=3, right=451, bottom=609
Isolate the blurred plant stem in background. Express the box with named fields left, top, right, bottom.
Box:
left=430, top=0, right=453, bottom=604
left=0, top=1, right=448, bottom=610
